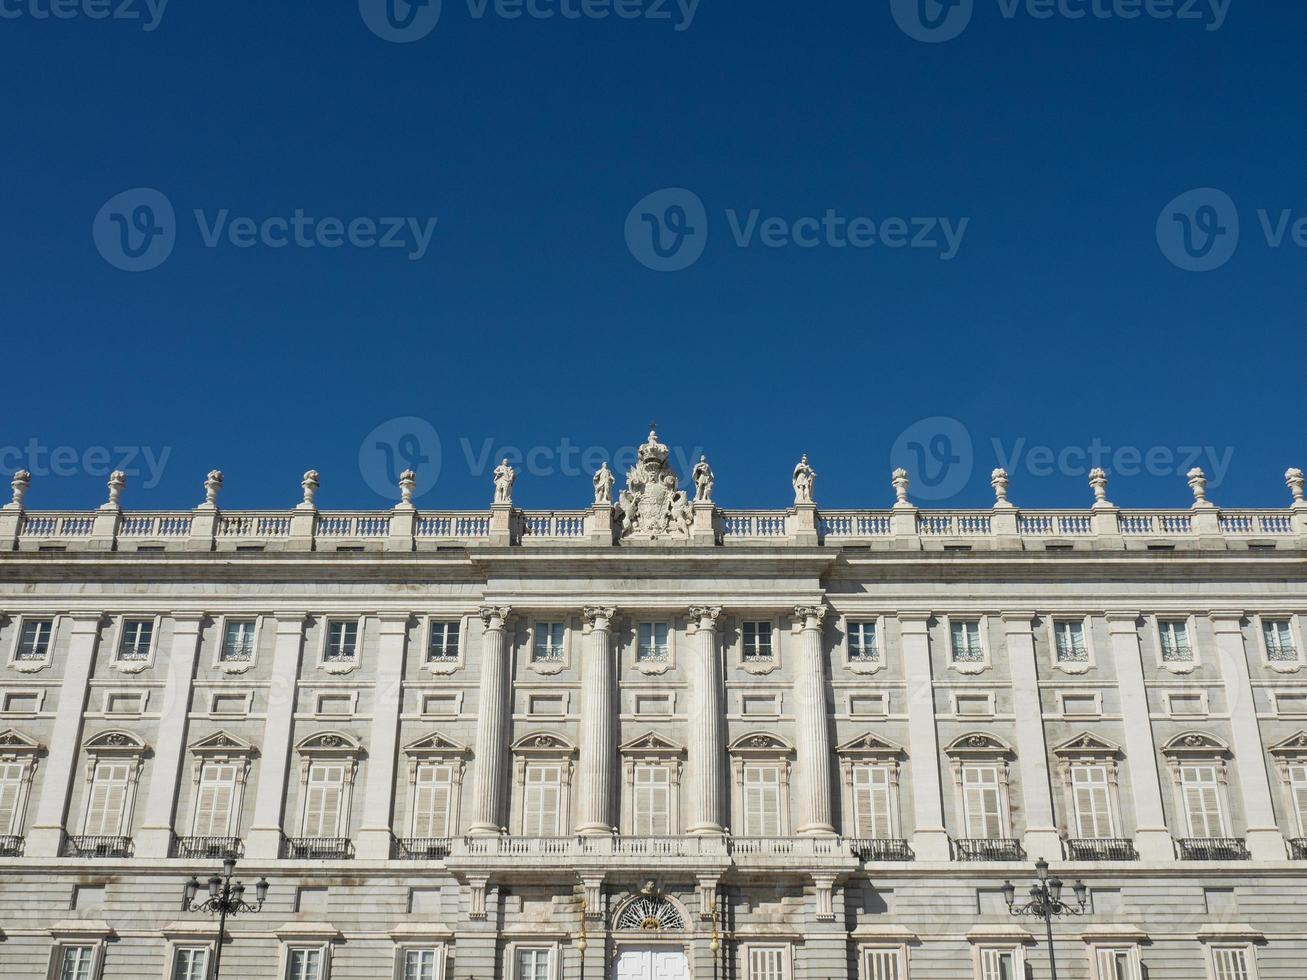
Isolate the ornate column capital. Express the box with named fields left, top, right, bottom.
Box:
left=478, top=605, right=511, bottom=630
left=794, top=604, right=828, bottom=629
left=688, top=605, right=723, bottom=631
left=582, top=606, right=617, bottom=633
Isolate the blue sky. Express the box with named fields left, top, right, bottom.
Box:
left=2, top=0, right=1304, bottom=513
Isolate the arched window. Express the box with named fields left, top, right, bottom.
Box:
left=615, top=895, right=686, bottom=932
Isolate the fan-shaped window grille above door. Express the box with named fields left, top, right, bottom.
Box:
left=615, top=896, right=686, bottom=931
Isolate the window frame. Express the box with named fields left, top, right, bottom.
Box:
left=213, top=615, right=263, bottom=674
left=294, top=732, right=362, bottom=840
left=619, top=732, right=684, bottom=836
left=46, top=938, right=107, bottom=980
left=1089, top=944, right=1141, bottom=980
left=943, top=614, right=993, bottom=675
left=844, top=615, right=887, bottom=675
left=742, top=942, right=792, bottom=980
left=109, top=614, right=161, bottom=673
left=511, top=733, right=576, bottom=837
left=525, top=618, right=571, bottom=676
left=838, top=734, right=905, bottom=840
left=735, top=614, right=783, bottom=676
left=973, top=944, right=1024, bottom=980
left=858, top=944, right=909, bottom=980
left=8, top=613, right=59, bottom=673
left=632, top=620, right=676, bottom=676
left=317, top=616, right=364, bottom=675
left=1267, top=731, right=1307, bottom=838
left=391, top=944, right=447, bottom=980
left=1254, top=613, right=1303, bottom=674
left=1205, top=943, right=1259, bottom=980
left=78, top=731, right=148, bottom=838
left=279, top=943, right=332, bottom=980
left=1162, top=733, right=1234, bottom=841
left=945, top=733, right=1015, bottom=842
left=1151, top=614, right=1200, bottom=674
left=422, top=615, right=467, bottom=675
left=507, top=942, right=559, bottom=980
left=167, top=943, right=215, bottom=980
left=1048, top=616, right=1096, bottom=675
left=729, top=732, right=794, bottom=838
left=188, top=755, right=247, bottom=839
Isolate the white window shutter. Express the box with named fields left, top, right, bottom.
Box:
left=413, top=764, right=453, bottom=837
left=1289, top=765, right=1307, bottom=835
left=524, top=765, right=562, bottom=837
left=193, top=763, right=237, bottom=837
left=303, top=764, right=345, bottom=838
left=1071, top=765, right=1114, bottom=839
left=84, top=762, right=130, bottom=836
left=963, top=765, right=1003, bottom=838
left=853, top=766, right=892, bottom=838
left=0, top=763, right=24, bottom=835
left=634, top=766, right=670, bottom=837
left=862, top=948, right=901, bottom=980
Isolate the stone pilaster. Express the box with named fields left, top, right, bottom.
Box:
left=899, top=612, right=950, bottom=860
left=794, top=605, right=836, bottom=836
left=356, top=614, right=411, bottom=858
left=1211, top=612, right=1287, bottom=860
left=1001, top=613, right=1061, bottom=860
left=575, top=606, right=617, bottom=836
left=467, top=606, right=512, bottom=836
left=245, top=614, right=307, bottom=859
left=1106, top=612, right=1173, bottom=861
left=136, top=613, right=206, bottom=857
left=26, top=614, right=102, bottom=857
left=686, top=605, right=726, bottom=835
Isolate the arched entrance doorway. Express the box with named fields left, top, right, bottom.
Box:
left=611, top=892, right=691, bottom=980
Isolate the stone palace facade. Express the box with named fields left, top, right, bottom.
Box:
left=1, top=430, right=1306, bottom=980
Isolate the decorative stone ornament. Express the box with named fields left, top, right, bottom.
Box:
left=398, top=469, right=416, bottom=506
left=792, top=454, right=816, bottom=504
left=299, top=470, right=320, bottom=509
left=1188, top=467, right=1210, bottom=506
left=617, top=430, right=692, bottom=541
left=592, top=462, right=614, bottom=505
left=492, top=459, right=515, bottom=505
left=991, top=468, right=1011, bottom=507
left=201, top=470, right=223, bottom=509
left=103, top=470, right=126, bottom=511
left=1286, top=467, right=1305, bottom=504
left=6, top=470, right=30, bottom=510
left=892, top=468, right=911, bottom=507
left=692, top=455, right=714, bottom=503
left=1089, top=467, right=1111, bottom=506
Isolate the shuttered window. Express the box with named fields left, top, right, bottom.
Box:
left=59, top=946, right=96, bottom=980
left=979, top=948, right=1017, bottom=980
left=523, top=765, right=562, bottom=837
left=83, top=761, right=131, bottom=836
left=192, top=763, right=238, bottom=837
left=173, top=947, right=210, bottom=980
left=853, top=766, right=893, bottom=838
left=302, top=764, right=346, bottom=838
left=1071, top=765, right=1115, bottom=839
left=1211, top=946, right=1253, bottom=980
left=746, top=946, right=787, bottom=980
left=743, top=765, right=782, bottom=837
left=412, top=764, right=454, bottom=838
left=1094, top=947, right=1137, bottom=980
left=962, top=765, right=1004, bottom=838
left=862, top=947, right=903, bottom=980
left=633, top=764, right=671, bottom=837
left=1289, top=764, right=1307, bottom=836
left=1179, top=765, right=1227, bottom=838
left=0, top=762, right=26, bottom=835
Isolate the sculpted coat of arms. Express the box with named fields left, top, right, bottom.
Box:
left=617, top=429, right=692, bottom=541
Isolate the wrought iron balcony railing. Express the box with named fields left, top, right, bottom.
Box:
left=62, top=835, right=133, bottom=858
left=849, top=838, right=913, bottom=861
left=393, top=837, right=452, bottom=860
left=1064, top=838, right=1138, bottom=861
left=1177, top=837, right=1250, bottom=861
left=1290, top=838, right=1307, bottom=860
left=282, top=836, right=353, bottom=860
left=0, top=835, right=24, bottom=857
left=172, top=836, right=243, bottom=860
left=954, top=838, right=1025, bottom=862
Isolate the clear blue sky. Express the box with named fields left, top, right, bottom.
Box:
left=3, top=0, right=1303, bottom=513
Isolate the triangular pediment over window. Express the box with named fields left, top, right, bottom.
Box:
left=189, top=730, right=255, bottom=755
left=0, top=729, right=41, bottom=756
left=836, top=733, right=905, bottom=760
left=1268, top=730, right=1307, bottom=760
left=619, top=731, right=684, bottom=756
left=403, top=732, right=470, bottom=757
left=1051, top=731, right=1121, bottom=759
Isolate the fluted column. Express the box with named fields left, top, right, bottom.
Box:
left=468, top=606, right=512, bottom=836
left=576, top=606, right=617, bottom=836
left=686, top=606, right=726, bottom=835
left=794, top=605, right=836, bottom=836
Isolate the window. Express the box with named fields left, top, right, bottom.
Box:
left=427, top=621, right=460, bottom=662
left=57, top=946, right=97, bottom=980
left=951, top=620, right=984, bottom=663
left=286, top=947, right=324, bottom=980
left=742, top=621, right=773, bottom=661
left=1180, top=765, right=1228, bottom=838
left=532, top=623, right=565, bottom=663
left=0, top=762, right=26, bottom=834
left=1093, top=947, right=1139, bottom=980
left=633, top=764, right=671, bottom=836
left=962, top=765, right=1004, bottom=838
left=848, top=621, right=879, bottom=664
left=637, top=622, right=670, bottom=663
left=514, top=947, right=552, bottom=980
left=1159, top=620, right=1194, bottom=665
left=743, top=765, right=783, bottom=837
left=412, top=764, right=454, bottom=838
left=402, top=948, right=443, bottom=980
left=172, top=947, right=211, bottom=980
left=116, top=619, right=154, bottom=662
left=861, top=947, right=905, bottom=980
left=1071, top=765, right=1115, bottom=838
left=15, top=618, right=53, bottom=661
left=220, top=619, right=257, bottom=663
left=1289, top=764, right=1307, bottom=836
left=1210, top=946, right=1256, bottom=980
left=1054, top=620, right=1089, bottom=665
left=83, top=761, right=131, bottom=836
left=1262, top=618, right=1298, bottom=665
left=192, top=762, right=238, bottom=837
left=852, top=766, right=893, bottom=838
left=746, top=946, right=788, bottom=980
left=302, top=763, right=346, bottom=838
left=978, top=948, right=1018, bottom=980
left=324, top=620, right=358, bottom=662
left=523, top=764, right=562, bottom=837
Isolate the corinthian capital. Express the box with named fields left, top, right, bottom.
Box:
left=582, top=606, right=617, bottom=632
left=478, top=605, right=512, bottom=630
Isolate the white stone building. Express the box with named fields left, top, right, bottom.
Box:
left=1, top=431, right=1306, bottom=980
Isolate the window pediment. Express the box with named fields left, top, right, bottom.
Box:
left=1052, top=731, right=1121, bottom=760
left=0, top=728, right=42, bottom=757
left=189, top=730, right=255, bottom=756
left=511, top=732, right=577, bottom=756
left=619, top=731, right=684, bottom=757
left=1268, top=729, right=1307, bottom=761
left=836, top=733, right=904, bottom=760
left=83, top=730, right=147, bottom=755
left=404, top=732, right=470, bottom=758
left=1161, top=731, right=1230, bottom=758
left=944, top=732, right=1013, bottom=759
left=728, top=731, right=794, bottom=756
left=296, top=730, right=362, bottom=757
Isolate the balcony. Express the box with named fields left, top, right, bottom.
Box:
left=393, top=837, right=452, bottom=860
left=63, top=835, right=133, bottom=858
left=1177, top=837, right=1250, bottom=861
left=173, top=836, right=243, bottom=861
left=1065, top=838, right=1138, bottom=862
left=954, top=838, right=1024, bottom=862
left=849, top=838, right=913, bottom=862
left=1290, top=838, right=1307, bottom=860
left=0, top=835, right=24, bottom=857
left=283, top=837, right=353, bottom=860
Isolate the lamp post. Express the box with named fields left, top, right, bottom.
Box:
left=181, top=857, right=269, bottom=980
left=1002, top=857, right=1087, bottom=980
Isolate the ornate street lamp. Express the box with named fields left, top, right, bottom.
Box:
left=181, top=857, right=269, bottom=980
left=1002, top=857, right=1087, bottom=980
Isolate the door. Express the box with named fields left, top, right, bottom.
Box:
left=614, top=946, right=690, bottom=980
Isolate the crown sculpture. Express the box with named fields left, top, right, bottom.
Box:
left=616, top=429, right=693, bottom=540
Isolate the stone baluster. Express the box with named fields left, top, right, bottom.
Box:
left=575, top=606, right=617, bottom=836
left=794, top=605, right=836, bottom=836
left=686, top=606, right=726, bottom=835
left=467, top=606, right=512, bottom=836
